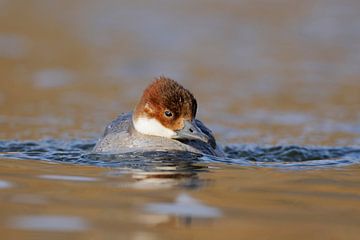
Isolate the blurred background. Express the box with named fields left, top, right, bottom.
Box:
left=1, top=0, right=359, bottom=145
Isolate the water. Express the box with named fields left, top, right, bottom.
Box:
left=1, top=140, right=360, bottom=169
left=1, top=0, right=360, bottom=239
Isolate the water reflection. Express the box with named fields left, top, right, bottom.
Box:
left=32, top=68, right=75, bottom=89
left=0, top=180, right=12, bottom=189
left=0, top=34, right=28, bottom=59
left=131, top=232, right=157, bottom=240
left=143, top=193, right=222, bottom=226
left=127, top=168, right=207, bottom=190
left=38, top=174, right=98, bottom=182
left=11, top=194, right=47, bottom=205
left=100, top=151, right=210, bottom=190
left=7, top=215, right=89, bottom=232
left=145, top=193, right=221, bottom=218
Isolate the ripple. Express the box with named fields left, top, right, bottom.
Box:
left=223, top=144, right=360, bottom=168
left=11, top=194, right=47, bottom=205
left=7, top=215, right=89, bottom=232
left=0, top=139, right=360, bottom=169
left=38, top=174, right=98, bottom=182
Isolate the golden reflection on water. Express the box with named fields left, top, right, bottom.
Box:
left=1, top=0, right=360, bottom=239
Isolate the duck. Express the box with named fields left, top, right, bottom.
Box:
left=93, top=76, right=224, bottom=157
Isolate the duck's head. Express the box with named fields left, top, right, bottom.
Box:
left=132, top=76, right=209, bottom=143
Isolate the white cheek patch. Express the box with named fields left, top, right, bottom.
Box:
left=133, top=117, right=176, bottom=138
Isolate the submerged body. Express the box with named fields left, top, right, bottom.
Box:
left=93, top=77, right=224, bottom=157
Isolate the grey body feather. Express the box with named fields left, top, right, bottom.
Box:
left=93, top=112, right=224, bottom=157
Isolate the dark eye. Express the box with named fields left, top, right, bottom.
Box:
left=164, top=110, right=173, bottom=118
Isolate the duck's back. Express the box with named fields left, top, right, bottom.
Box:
left=93, top=112, right=224, bottom=156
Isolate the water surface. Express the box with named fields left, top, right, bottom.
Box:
left=1, top=0, right=360, bottom=239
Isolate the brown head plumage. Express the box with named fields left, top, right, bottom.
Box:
left=133, top=76, right=197, bottom=131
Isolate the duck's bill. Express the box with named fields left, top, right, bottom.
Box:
left=172, top=120, right=209, bottom=143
